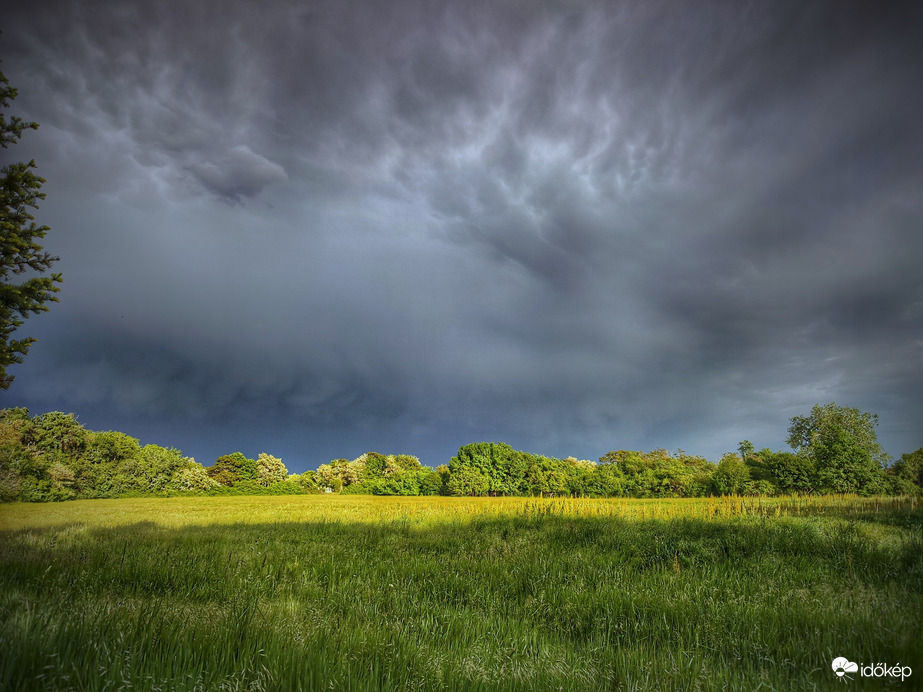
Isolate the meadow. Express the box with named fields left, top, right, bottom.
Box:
left=1, top=495, right=920, bottom=691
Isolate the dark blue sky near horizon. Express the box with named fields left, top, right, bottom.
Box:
left=1, top=0, right=921, bottom=473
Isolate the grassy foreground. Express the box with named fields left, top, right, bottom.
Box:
left=1, top=495, right=920, bottom=691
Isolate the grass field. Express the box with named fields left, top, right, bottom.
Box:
left=1, top=495, right=921, bottom=690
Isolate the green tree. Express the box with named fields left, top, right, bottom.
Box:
left=0, top=406, right=31, bottom=435
left=711, top=453, right=750, bottom=495
left=886, top=448, right=923, bottom=495
left=0, top=410, right=28, bottom=500
left=361, top=452, right=422, bottom=481
left=289, top=470, right=320, bottom=493
left=446, top=466, right=489, bottom=496
left=256, top=452, right=287, bottom=486
left=737, top=440, right=755, bottom=461
left=597, top=449, right=716, bottom=498
left=522, top=454, right=566, bottom=496
left=599, top=450, right=653, bottom=496
left=418, top=469, right=443, bottom=495
left=561, top=457, right=596, bottom=496
left=786, top=403, right=888, bottom=494
left=113, top=444, right=189, bottom=494
left=25, top=411, right=87, bottom=457
left=1, top=70, right=61, bottom=389
left=435, top=464, right=451, bottom=495
left=316, top=458, right=360, bottom=491
left=168, top=461, right=218, bottom=493
left=207, top=452, right=258, bottom=487
left=0, top=465, right=19, bottom=501
left=583, top=461, right=625, bottom=497
left=363, top=452, right=389, bottom=479
left=75, top=431, right=141, bottom=496
left=741, top=446, right=775, bottom=485
left=763, top=450, right=815, bottom=494
left=449, top=442, right=529, bottom=495
left=391, top=454, right=423, bottom=472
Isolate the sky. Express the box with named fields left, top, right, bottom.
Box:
left=1, top=0, right=921, bottom=473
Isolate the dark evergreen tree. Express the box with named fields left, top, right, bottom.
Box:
left=1, top=69, right=61, bottom=389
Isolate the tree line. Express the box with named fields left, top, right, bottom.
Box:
left=0, top=403, right=920, bottom=502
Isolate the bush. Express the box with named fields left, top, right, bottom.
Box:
left=202, top=480, right=308, bottom=496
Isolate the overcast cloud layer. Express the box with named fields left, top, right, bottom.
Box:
left=2, top=0, right=921, bottom=471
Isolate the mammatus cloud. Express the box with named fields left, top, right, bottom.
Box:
left=187, top=145, right=287, bottom=202
left=1, top=0, right=921, bottom=468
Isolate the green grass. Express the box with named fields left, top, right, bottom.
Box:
left=1, top=495, right=921, bottom=690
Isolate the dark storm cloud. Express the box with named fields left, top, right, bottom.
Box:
left=187, top=145, right=288, bottom=203
left=2, top=0, right=921, bottom=467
